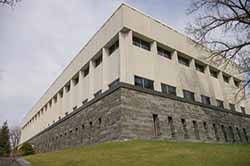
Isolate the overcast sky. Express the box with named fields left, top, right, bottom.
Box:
left=0, top=0, right=191, bottom=127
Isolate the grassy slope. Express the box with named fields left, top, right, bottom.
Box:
left=25, top=140, right=250, bottom=166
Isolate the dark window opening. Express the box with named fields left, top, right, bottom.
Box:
left=181, top=118, right=189, bottom=139
left=210, top=68, right=219, bottom=78
left=223, top=74, right=230, bottom=83
left=83, top=66, right=89, bottom=77
left=241, top=107, right=246, bottom=114
left=109, top=79, right=120, bottom=89
left=153, top=114, right=160, bottom=136
left=135, top=76, right=154, bottom=90
left=82, top=124, right=85, bottom=129
left=94, top=55, right=103, bottom=67
left=75, top=128, right=78, bottom=132
left=203, top=122, right=210, bottom=139
left=236, top=127, right=242, bottom=143
left=168, top=116, right=175, bottom=138
left=183, top=90, right=195, bottom=101
left=65, top=83, right=70, bottom=92
left=59, top=90, right=63, bottom=98
left=201, top=95, right=211, bottom=105
left=216, top=99, right=224, bottom=109
left=195, top=62, right=205, bottom=73
left=193, top=120, right=200, bottom=140
left=243, top=128, right=249, bottom=143
left=98, top=118, right=102, bottom=126
left=89, top=121, right=93, bottom=128
left=109, top=40, right=119, bottom=55
left=73, top=75, right=79, bottom=86
left=178, top=55, right=190, bottom=67
left=157, top=46, right=172, bottom=59
left=161, top=83, right=176, bottom=96
left=234, top=79, right=240, bottom=88
left=133, top=36, right=151, bottom=51
left=94, top=90, right=102, bottom=98
left=221, top=125, right=228, bottom=142
left=229, top=103, right=236, bottom=111
left=54, top=96, right=57, bottom=103
left=228, top=126, right=235, bottom=142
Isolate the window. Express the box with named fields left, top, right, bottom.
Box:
left=234, top=79, right=240, bottom=88
left=157, top=46, right=172, bottom=59
left=236, top=127, right=242, bottom=143
left=59, top=89, right=63, bottom=98
left=65, top=83, right=70, bottom=92
left=216, top=99, right=224, bottom=109
left=89, top=121, right=93, bottom=128
left=178, top=55, right=190, bottom=67
left=161, top=83, right=176, bottom=96
left=243, top=128, right=249, bottom=143
left=223, top=74, right=230, bottom=83
left=134, top=76, right=154, bottom=90
left=203, top=122, right=209, bottom=139
left=183, top=90, right=195, bottom=101
left=221, top=125, right=228, bottom=142
left=109, top=79, right=120, bottom=88
left=53, top=96, right=57, bottom=103
left=210, top=68, right=219, bottom=78
left=83, top=66, right=89, bottom=77
left=228, top=126, right=235, bottom=142
left=94, top=90, right=102, bottom=97
left=201, top=95, right=211, bottom=105
left=109, top=40, right=119, bottom=55
left=195, top=62, right=205, bottom=73
left=241, top=107, right=246, bottom=114
left=49, top=100, right=52, bottom=107
left=192, top=120, right=200, bottom=140
left=153, top=114, right=160, bottom=136
left=229, top=103, right=236, bottom=111
left=98, top=118, right=102, bottom=126
left=181, top=118, right=189, bottom=139
left=133, top=36, right=151, bottom=51
left=73, top=75, right=79, bottom=86
left=94, top=55, right=103, bottom=67
left=168, top=116, right=175, bottom=138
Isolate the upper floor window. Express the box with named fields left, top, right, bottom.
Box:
left=83, top=66, right=89, bottom=77
left=59, top=89, right=63, bottom=98
left=195, top=62, right=205, bottom=73
left=178, top=55, right=190, bottom=67
left=216, top=99, right=224, bottom=109
left=229, top=103, right=236, bottom=111
left=133, top=36, right=151, bottom=51
left=94, top=55, right=103, bottom=68
left=183, top=90, right=195, bottom=101
left=210, top=68, right=219, bottom=78
left=72, top=75, right=79, bottom=86
left=201, top=95, right=211, bottom=105
left=223, top=74, right=230, bottom=83
left=109, top=40, right=119, bottom=55
left=65, top=83, right=70, bottom=92
left=157, top=46, right=172, bottom=59
left=241, top=107, right=246, bottom=114
left=134, top=76, right=154, bottom=90
left=234, top=79, right=241, bottom=88
left=53, top=96, right=57, bottom=103
left=161, top=83, right=176, bottom=96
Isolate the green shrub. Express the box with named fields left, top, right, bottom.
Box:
left=20, top=143, right=35, bottom=156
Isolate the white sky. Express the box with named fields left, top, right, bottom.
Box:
left=0, top=0, right=191, bottom=126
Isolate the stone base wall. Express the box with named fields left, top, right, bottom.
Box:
left=27, top=83, right=250, bottom=153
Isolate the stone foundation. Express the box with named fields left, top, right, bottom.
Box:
left=27, top=83, right=250, bottom=153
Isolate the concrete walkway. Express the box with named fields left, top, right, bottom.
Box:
left=0, top=157, right=30, bottom=166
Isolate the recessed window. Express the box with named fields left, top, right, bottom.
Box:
left=89, top=121, right=93, bottom=128
left=229, top=103, right=236, bottom=111
left=133, top=36, right=151, bottom=51
left=223, top=74, right=230, bottom=83
left=65, top=83, right=70, bottom=92
left=82, top=99, right=88, bottom=105
left=157, top=46, right=172, bottom=59
left=210, top=68, right=219, bottom=78
left=201, top=95, right=211, bottom=105
left=98, top=118, right=102, bottom=126
left=94, top=55, right=103, bottom=67
left=234, top=79, right=241, bottom=88
left=49, top=100, right=52, bottom=107
left=109, top=40, right=119, bottom=55
left=54, top=96, right=57, bottom=103
left=94, top=90, right=102, bottom=97
left=59, top=89, right=63, bottom=98
left=109, top=79, right=120, bottom=88
left=216, top=99, right=224, bottom=109
left=83, top=66, right=89, bottom=77
left=178, top=55, right=190, bottom=67
left=195, top=62, right=205, bottom=73
left=134, top=76, right=154, bottom=90
left=183, top=90, right=195, bottom=101
left=161, top=83, right=176, bottom=96
left=241, top=107, right=246, bottom=114
left=73, top=75, right=79, bottom=86
left=73, top=106, right=77, bottom=111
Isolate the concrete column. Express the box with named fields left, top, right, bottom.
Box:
left=152, top=41, right=161, bottom=92
left=119, top=29, right=132, bottom=83
left=172, top=50, right=178, bottom=64
left=102, top=47, right=109, bottom=92
left=151, top=40, right=157, bottom=55
left=218, top=71, right=229, bottom=109
left=89, top=60, right=95, bottom=100
left=190, top=58, right=195, bottom=70
left=78, top=70, right=83, bottom=106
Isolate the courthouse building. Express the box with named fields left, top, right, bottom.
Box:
left=20, top=4, right=250, bottom=152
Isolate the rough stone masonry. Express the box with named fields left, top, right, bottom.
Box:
left=27, top=83, right=250, bottom=153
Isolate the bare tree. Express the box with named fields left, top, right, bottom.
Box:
left=186, top=0, right=250, bottom=96
left=9, top=126, right=21, bottom=150
left=0, top=0, right=20, bottom=6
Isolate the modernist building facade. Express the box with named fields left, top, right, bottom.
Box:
left=20, top=4, right=250, bottom=151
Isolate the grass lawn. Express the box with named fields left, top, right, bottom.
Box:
left=24, top=140, right=250, bottom=166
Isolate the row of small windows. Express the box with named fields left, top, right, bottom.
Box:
left=23, top=39, right=120, bottom=129
left=132, top=35, right=242, bottom=88
left=134, top=75, right=246, bottom=113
